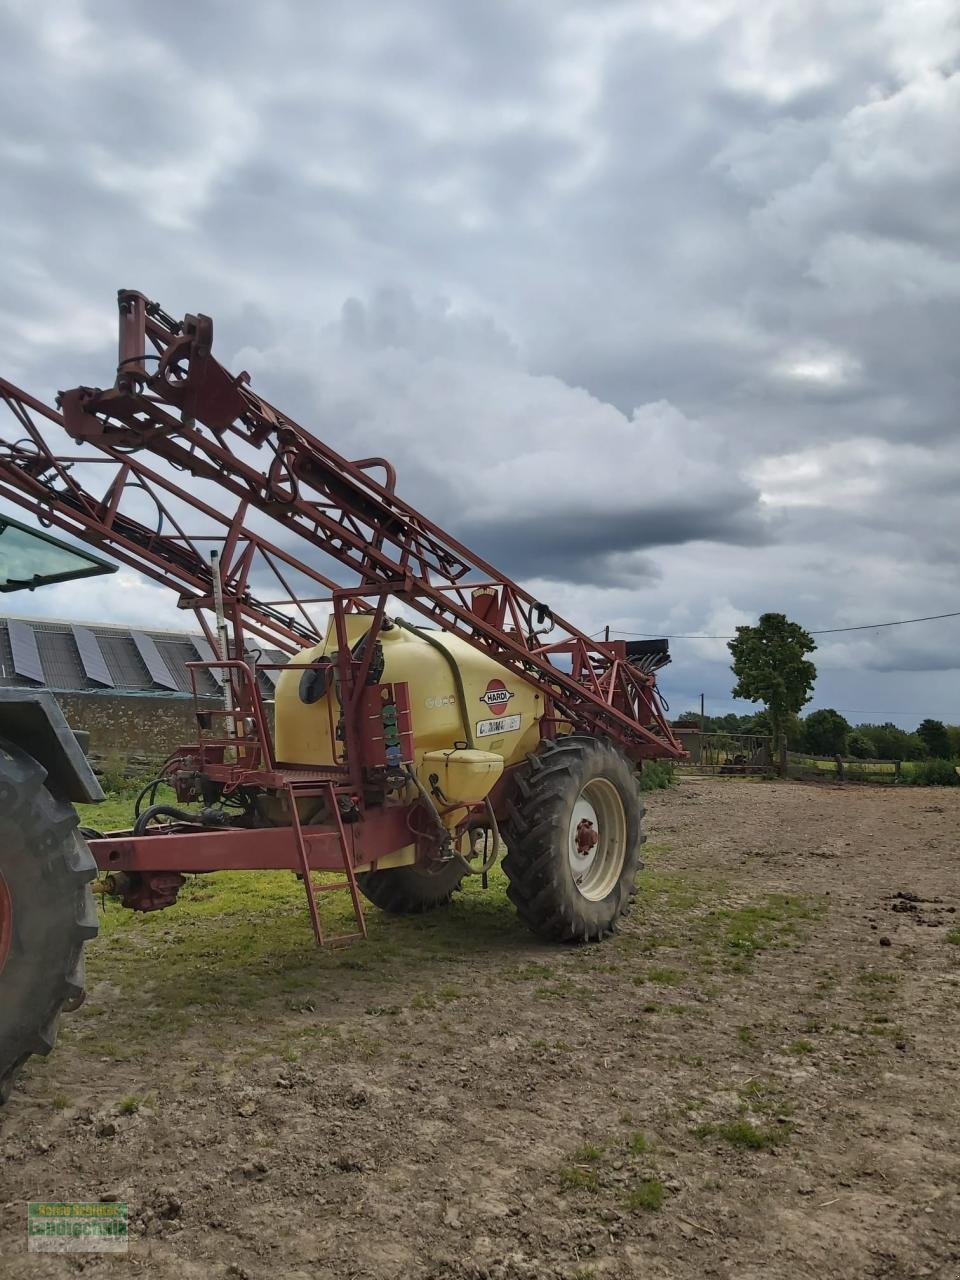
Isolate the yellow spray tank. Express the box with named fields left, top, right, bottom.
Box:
left=274, top=613, right=544, bottom=815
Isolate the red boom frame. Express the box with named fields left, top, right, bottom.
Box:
left=0, top=290, right=683, bottom=941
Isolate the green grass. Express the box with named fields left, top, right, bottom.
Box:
left=118, top=1095, right=142, bottom=1115
left=945, top=928, right=960, bottom=946
left=642, top=966, right=685, bottom=986
left=559, top=1165, right=601, bottom=1193
left=71, top=786, right=819, bottom=1081
left=697, top=1118, right=791, bottom=1150
left=624, top=1178, right=664, bottom=1211
left=627, top=1132, right=650, bottom=1155
left=74, top=781, right=538, bottom=1049
left=572, top=1142, right=603, bottom=1162
left=787, top=1038, right=815, bottom=1056
left=712, top=895, right=822, bottom=959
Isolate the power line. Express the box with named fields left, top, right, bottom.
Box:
left=605, top=609, right=960, bottom=641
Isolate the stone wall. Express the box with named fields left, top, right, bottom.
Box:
left=54, top=691, right=221, bottom=759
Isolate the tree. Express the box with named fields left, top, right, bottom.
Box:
left=848, top=731, right=877, bottom=759
left=917, top=718, right=952, bottom=759
left=801, top=709, right=850, bottom=757
left=856, top=722, right=924, bottom=762
left=728, top=613, right=817, bottom=748
left=674, top=711, right=704, bottom=727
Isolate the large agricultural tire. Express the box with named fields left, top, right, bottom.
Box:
left=501, top=735, right=644, bottom=943
left=356, top=860, right=467, bottom=915
left=0, top=739, right=98, bottom=1104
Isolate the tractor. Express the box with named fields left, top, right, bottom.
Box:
left=0, top=290, right=684, bottom=1102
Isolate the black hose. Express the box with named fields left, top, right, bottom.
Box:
left=461, top=798, right=501, bottom=877
left=133, top=804, right=204, bottom=836
left=133, top=776, right=167, bottom=820
left=394, top=618, right=475, bottom=749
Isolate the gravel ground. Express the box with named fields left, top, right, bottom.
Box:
left=1, top=777, right=958, bottom=1279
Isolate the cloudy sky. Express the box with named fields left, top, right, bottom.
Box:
left=1, top=0, right=958, bottom=726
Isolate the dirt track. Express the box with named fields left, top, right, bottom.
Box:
left=2, top=778, right=959, bottom=1279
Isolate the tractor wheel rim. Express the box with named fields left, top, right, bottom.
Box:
left=568, top=778, right=627, bottom=902
left=0, top=871, right=12, bottom=977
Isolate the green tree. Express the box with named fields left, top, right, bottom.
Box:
left=848, top=731, right=877, bottom=759
left=856, top=722, right=924, bottom=761
left=801, top=709, right=850, bottom=756
left=728, top=613, right=816, bottom=748
left=917, top=718, right=952, bottom=759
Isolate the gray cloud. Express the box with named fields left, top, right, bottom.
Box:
left=1, top=0, right=959, bottom=725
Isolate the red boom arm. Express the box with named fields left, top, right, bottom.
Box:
left=0, top=290, right=683, bottom=761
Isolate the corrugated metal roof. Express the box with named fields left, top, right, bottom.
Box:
left=0, top=616, right=274, bottom=698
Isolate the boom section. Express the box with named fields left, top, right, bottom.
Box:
left=4, top=291, right=683, bottom=760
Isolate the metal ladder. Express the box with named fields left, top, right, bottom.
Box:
left=285, top=779, right=367, bottom=947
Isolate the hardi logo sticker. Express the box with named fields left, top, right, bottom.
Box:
left=479, top=679, right=514, bottom=712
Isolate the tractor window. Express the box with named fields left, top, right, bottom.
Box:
left=0, top=515, right=117, bottom=593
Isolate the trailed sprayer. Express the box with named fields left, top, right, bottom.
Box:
left=0, top=291, right=683, bottom=1099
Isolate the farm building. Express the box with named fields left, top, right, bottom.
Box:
left=0, top=613, right=286, bottom=757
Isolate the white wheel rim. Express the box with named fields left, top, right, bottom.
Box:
left=568, top=778, right=627, bottom=901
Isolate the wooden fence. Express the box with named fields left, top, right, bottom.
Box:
left=784, top=752, right=901, bottom=784
left=675, top=733, right=905, bottom=784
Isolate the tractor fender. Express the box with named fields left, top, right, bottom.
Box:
left=0, top=690, right=103, bottom=804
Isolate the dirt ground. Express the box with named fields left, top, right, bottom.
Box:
left=1, top=777, right=959, bottom=1279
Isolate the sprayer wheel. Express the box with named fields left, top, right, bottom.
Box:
left=0, top=739, right=98, bottom=1104
left=356, top=860, right=467, bottom=915
left=501, top=735, right=644, bottom=943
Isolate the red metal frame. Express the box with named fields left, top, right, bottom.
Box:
left=0, top=290, right=684, bottom=940
left=0, top=290, right=681, bottom=760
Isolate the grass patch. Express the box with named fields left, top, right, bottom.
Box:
left=787, top=1039, right=815, bottom=1056
left=711, top=894, right=822, bottom=961
left=643, top=966, right=685, bottom=986
left=118, top=1095, right=142, bottom=1115
left=559, top=1165, right=601, bottom=1193
left=624, top=1178, right=664, bottom=1211
left=572, top=1142, right=603, bottom=1163
left=945, top=928, right=960, bottom=946
left=709, top=1118, right=791, bottom=1150
left=627, top=1132, right=650, bottom=1155
left=73, top=783, right=539, bottom=1049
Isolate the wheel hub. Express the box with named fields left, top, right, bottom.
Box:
left=567, top=778, right=628, bottom=902
left=0, top=871, right=12, bottom=977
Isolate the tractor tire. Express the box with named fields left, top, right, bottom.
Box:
left=501, top=735, right=643, bottom=943
left=356, top=860, right=466, bottom=915
left=0, top=739, right=98, bottom=1104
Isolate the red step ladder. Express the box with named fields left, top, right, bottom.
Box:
left=285, top=779, right=367, bottom=947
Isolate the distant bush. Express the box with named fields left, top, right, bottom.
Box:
left=903, top=759, right=959, bottom=787
left=855, top=723, right=925, bottom=761
left=639, top=760, right=676, bottom=791
left=847, top=732, right=877, bottom=760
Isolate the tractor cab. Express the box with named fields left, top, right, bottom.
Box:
left=0, top=512, right=117, bottom=595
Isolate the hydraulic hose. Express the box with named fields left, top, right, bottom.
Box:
left=394, top=618, right=475, bottom=749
